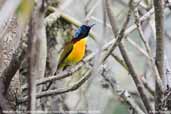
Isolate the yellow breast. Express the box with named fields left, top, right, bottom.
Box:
left=65, top=38, right=87, bottom=64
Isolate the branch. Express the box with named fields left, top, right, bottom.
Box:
left=27, top=1, right=47, bottom=111
left=153, top=0, right=165, bottom=112
left=120, top=91, right=145, bottom=114
left=119, top=43, right=153, bottom=113
left=154, top=0, right=164, bottom=80
left=106, top=0, right=153, bottom=113
left=36, top=62, right=84, bottom=86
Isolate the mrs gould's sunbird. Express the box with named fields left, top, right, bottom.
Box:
left=57, top=24, right=95, bottom=70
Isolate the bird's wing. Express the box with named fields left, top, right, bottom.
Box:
left=57, top=42, right=73, bottom=69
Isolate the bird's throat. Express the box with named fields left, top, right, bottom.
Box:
left=71, top=37, right=85, bottom=43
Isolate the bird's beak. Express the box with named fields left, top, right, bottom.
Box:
left=90, top=24, right=95, bottom=28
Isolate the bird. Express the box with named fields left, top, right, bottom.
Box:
left=57, top=24, right=95, bottom=70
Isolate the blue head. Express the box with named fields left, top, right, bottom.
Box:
left=74, top=24, right=95, bottom=39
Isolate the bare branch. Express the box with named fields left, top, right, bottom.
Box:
left=153, top=0, right=165, bottom=112
left=106, top=0, right=153, bottom=113
left=119, top=43, right=153, bottom=113
left=36, top=62, right=85, bottom=86
left=27, top=0, right=47, bottom=112
left=154, top=0, right=165, bottom=80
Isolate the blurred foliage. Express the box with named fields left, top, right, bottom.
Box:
left=46, top=0, right=60, bottom=7
left=45, top=0, right=60, bottom=16
left=103, top=97, right=129, bottom=114
left=112, top=102, right=129, bottom=114
left=144, top=0, right=149, bottom=5
left=45, top=0, right=73, bottom=44
left=16, top=0, right=34, bottom=26
left=46, top=17, right=73, bottom=47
